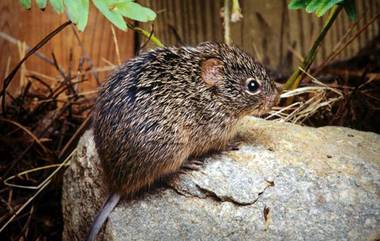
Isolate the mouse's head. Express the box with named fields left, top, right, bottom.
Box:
left=197, top=42, right=280, bottom=117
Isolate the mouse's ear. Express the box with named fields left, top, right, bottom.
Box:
left=201, top=58, right=224, bottom=86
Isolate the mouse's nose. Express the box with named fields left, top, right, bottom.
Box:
left=266, top=81, right=281, bottom=107
left=274, top=82, right=283, bottom=95
left=266, top=93, right=279, bottom=110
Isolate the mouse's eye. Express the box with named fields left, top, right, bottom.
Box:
left=245, top=78, right=261, bottom=95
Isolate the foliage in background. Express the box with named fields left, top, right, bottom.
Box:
left=19, top=0, right=156, bottom=31
left=288, top=0, right=356, bottom=20
left=284, top=0, right=357, bottom=90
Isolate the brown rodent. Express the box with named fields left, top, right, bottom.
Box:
left=86, top=42, right=279, bottom=241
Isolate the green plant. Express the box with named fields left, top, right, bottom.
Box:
left=288, top=0, right=356, bottom=20
left=284, top=0, right=357, bottom=90
left=19, top=0, right=156, bottom=31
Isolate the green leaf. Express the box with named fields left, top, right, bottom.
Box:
left=92, top=0, right=127, bottom=31
left=288, top=0, right=310, bottom=10
left=315, top=0, right=344, bottom=17
left=289, top=0, right=353, bottom=18
left=342, top=0, right=357, bottom=21
left=36, top=0, right=47, bottom=9
left=305, top=0, right=321, bottom=13
left=65, top=0, right=89, bottom=31
left=64, top=0, right=79, bottom=24
left=49, top=0, right=64, bottom=13
left=113, top=1, right=156, bottom=22
left=77, top=0, right=89, bottom=31
left=19, top=0, right=31, bottom=9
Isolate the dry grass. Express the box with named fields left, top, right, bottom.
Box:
left=267, top=68, right=344, bottom=123
left=0, top=24, right=118, bottom=240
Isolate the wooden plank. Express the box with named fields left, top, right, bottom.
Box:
left=140, top=0, right=223, bottom=48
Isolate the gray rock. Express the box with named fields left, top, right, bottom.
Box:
left=62, top=117, right=380, bottom=241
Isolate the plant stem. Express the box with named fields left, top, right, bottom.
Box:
left=224, top=0, right=231, bottom=45
left=284, top=5, right=343, bottom=90
left=127, top=24, right=164, bottom=48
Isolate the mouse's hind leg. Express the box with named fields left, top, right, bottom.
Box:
left=179, top=158, right=204, bottom=173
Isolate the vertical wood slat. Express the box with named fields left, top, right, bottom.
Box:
left=0, top=1, right=134, bottom=96
left=140, top=0, right=223, bottom=48
left=139, top=0, right=379, bottom=75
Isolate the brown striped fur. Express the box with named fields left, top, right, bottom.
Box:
left=93, top=42, right=279, bottom=196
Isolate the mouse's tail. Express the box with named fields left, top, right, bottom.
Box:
left=85, top=193, right=121, bottom=241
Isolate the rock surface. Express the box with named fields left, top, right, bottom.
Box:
left=62, top=117, right=380, bottom=241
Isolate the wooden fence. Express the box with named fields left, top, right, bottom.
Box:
left=0, top=1, right=134, bottom=96
left=140, top=0, right=380, bottom=73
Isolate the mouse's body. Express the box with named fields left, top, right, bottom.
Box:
left=87, top=42, right=279, bottom=241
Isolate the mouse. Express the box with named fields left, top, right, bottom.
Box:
left=86, top=42, right=280, bottom=241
